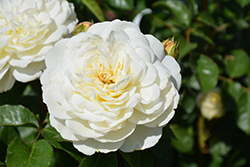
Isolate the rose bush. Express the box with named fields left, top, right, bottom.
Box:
left=0, top=0, right=77, bottom=92
left=41, top=19, right=181, bottom=155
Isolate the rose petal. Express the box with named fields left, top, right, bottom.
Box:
left=162, top=56, right=181, bottom=90
left=73, top=139, right=124, bottom=155
left=119, top=125, right=162, bottom=152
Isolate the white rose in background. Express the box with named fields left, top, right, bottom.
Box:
left=0, top=0, right=77, bottom=92
left=197, top=88, right=225, bottom=120
left=41, top=20, right=181, bottom=155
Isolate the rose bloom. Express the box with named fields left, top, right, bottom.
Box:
left=41, top=20, right=181, bottom=155
left=0, top=0, right=77, bottom=92
left=197, top=89, right=224, bottom=120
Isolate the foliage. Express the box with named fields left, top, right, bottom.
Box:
left=1, top=0, right=250, bottom=166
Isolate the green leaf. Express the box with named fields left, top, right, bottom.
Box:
left=196, top=55, right=219, bottom=93
left=179, top=42, right=198, bottom=59
left=191, top=30, right=214, bottom=45
left=0, top=126, right=19, bottom=163
left=236, top=0, right=250, bottom=7
left=182, top=92, right=196, bottom=114
left=119, top=151, right=135, bottom=167
left=17, top=127, right=38, bottom=145
left=225, top=82, right=244, bottom=102
left=0, top=126, right=19, bottom=145
left=187, top=0, right=198, bottom=16
left=79, top=152, right=117, bottom=167
left=41, top=126, right=83, bottom=162
left=6, top=138, right=53, bottom=167
left=107, top=0, right=134, bottom=10
left=209, top=141, right=232, bottom=167
left=237, top=92, right=250, bottom=135
left=197, top=12, right=217, bottom=28
left=225, top=49, right=250, bottom=78
left=153, top=1, right=192, bottom=27
left=81, top=0, right=105, bottom=21
left=0, top=105, right=39, bottom=128
left=171, top=125, right=194, bottom=153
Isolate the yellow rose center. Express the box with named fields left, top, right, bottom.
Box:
left=96, top=64, right=115, bottom=85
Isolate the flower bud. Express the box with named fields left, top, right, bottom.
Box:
left=197, top=89, right=225, bottom=120
left=162, top=36, right=180, bottom=60
left=73, top=21, right=93, bottom=36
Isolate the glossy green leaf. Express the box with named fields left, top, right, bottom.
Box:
left=171, top=125, right=194, bottom=153
left=197, top=55, right=219, bottom=93
left=79, top=152, right=117, bottom=167
left=236, top=0, right=250, bottom=7
left=153, top=1, right=192, bottom=27
left=0, top=126, right=19, bottom=164
left=187, top=0, right=198, bottom=15
left=18, top=127, right=37, bottom=144
left=107, top=0, right=134, bottom=10
left=225, top=82, right=244, bottom=102
left=6, top=138, right=53, bottom=167
left=237, top=92, right=250, bottom=135
left=225, top=49, right=249, bottom=78
left=0, top=126, right=19, bottom=145
left=41, top=126, right=83, bottom=162
left=197, top=12, right=217, bottom=28
left=0, top=105, right=39, bottom=128
left=81, top=0, right=105, bottom=21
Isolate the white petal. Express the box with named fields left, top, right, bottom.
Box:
left=139, top=84, right=160, bottom=102
left=45, top=39, right=68, bottom=69
left=154, top=60, right=171, bottom=90
left=145, top=35, right=165, bottom=62
left=96, top=20, right=140, bottom=40
left=43, top=25, right=68, bottom=44
left=9, top=58, right=31, bottom=68
left=140, top=62, right=157, bottom=87
left=12, top=61, right=45, bottom=82
left=162, top=56, right=181, bottom=90
left=144, top=103, right=175, bottom=128
left=43, top=88, right=72, bottom=119
left=0, top=67, right=15, bottom=92
left=50, top=115, right=80, bottom=141
left=73, top=139, right=124, bottom=155
left=119, top=125, right=162, bottom=152
left=65, top=118, right=105, bottom=138
left=95, top=121, right=136, bottom=142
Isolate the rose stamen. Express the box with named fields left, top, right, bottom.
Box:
left=96, top=64, right=114, bottom=84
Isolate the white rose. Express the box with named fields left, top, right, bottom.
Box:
left=0, top=0, right=77, bottom=92
left=197, top=89, right=225, bottom=120
left=41, top=20, right=181, bottom=155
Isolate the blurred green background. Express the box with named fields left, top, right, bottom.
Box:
left=1, top=0, right=250, bottom=166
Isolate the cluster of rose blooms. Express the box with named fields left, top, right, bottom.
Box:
left=0, top=0, right=181, bottom=155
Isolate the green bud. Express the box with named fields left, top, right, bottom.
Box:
left=162, top=36, right=180, bottom=60
left=73, top=21, right=93, bottom=36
